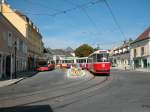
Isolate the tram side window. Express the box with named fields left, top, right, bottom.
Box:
left=49, top=60, right=55, bottom=64
left=83, top=59, right=86, bottom=63
left=88, top=58, right=92, bottom=63
left=38, top=61, right=48, bottom=67
left=93, top=54, right=97, bottom=62
left=87, top=56, right=92, bottom=63
left=97, top=54, right=103, bottom=62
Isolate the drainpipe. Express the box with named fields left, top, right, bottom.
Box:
left=10, top=54, right=13, bottom=79
left=14, top=41, right=17, bottom=78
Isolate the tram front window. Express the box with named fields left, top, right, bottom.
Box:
left=97, top=54, right=108, bottom=62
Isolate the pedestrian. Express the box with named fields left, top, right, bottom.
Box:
left=124, top=66, right=126, bottom=70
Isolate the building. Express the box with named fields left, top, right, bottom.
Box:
left=110, top=40, right=132, bottom=69
left=45, top=48, right=75, bottom=64
left=0, top=1, right=44, bottom=70
left=130, top=27, right=150, bottom=70
left=0, top=13, right=27, bottom=79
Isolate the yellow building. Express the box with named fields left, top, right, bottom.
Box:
left=0, top=1, right=44, bottom=70
left=0, top=13, right=28, bottom=79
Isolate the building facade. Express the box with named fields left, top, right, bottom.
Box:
left=0, top=1, right=44, bottom=71
left=0, top=13, right=27, bottom=79
left=130, top=27, right=150, bottom=70
left=110, top=40, right=132, bottom=69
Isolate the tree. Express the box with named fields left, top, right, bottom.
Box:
left=75, top=44, right=94, bottom=57
left=94, top=47, right=100, bottom=51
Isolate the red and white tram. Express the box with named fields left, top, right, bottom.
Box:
left=76, top=57, right=88, bottom=69
left=88, top=50, right=110, bottom=75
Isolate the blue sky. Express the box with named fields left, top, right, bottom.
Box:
left=6, top=0, right=150, bottom=49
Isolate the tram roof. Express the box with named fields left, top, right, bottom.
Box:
left=89, top=50, right=108, bottom=57
left=61, top=57, right=88, bottom=60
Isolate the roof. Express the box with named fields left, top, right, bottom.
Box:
left=132, top=27, right=150, bottom=44
left=47, top=48, right=73, bottom=57
left=0, top=13, right=26, bottom=42
left=112, top=39, right=132, bottom=51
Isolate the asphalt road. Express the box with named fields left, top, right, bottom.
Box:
left=0, top=69, right=150, bottom=112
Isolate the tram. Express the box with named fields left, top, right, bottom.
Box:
left=61, top=59, right=74, bottom=68
left=76, top=57, right=88, bottom=69
left=36, top=59, right=55, bottom=71
left=88, top=50, right=110, bottom=75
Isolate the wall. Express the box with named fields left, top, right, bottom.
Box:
left=0, top=14, right=27, bottom=79
left=131, top=40, right=149, bottom=58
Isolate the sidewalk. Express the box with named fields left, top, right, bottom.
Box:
left=0, top=78, right=24, bottom=88
left=111, top=67, right=150, bottom=72
left=134, top=68, right=150, bottom=72
left=0, top=71, right=38, bottom=88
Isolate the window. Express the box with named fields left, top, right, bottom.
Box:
left=97, top=53, right=108, bottom=62
left=141, top=47, right=144, bottom=56
left=8, top=32, right=12, bottom=47
left=23, top=42, right=27, bottom=53
left=134, top=49, right=136, bottom=57
left=19, top=40, right=23, bottom=52
left=17, top=38, right=19, bottom=50
left=93, top=54, right=97, bottom=62
left=3, top=32, right=7, bottom=41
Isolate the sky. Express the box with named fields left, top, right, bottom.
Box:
left=6, top=0, right=150, bottom=49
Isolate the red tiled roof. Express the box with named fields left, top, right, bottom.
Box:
left=135, top=27, right=150, bottom=42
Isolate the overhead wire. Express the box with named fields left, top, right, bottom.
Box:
left=63, top=0, right=103, bottom=39
left=2, top=0, right=104, bottom=17
left=25, top=0, right=61, bottom=12
left=4, top=0, right=125, bottom=48
left=65, top=0, right=102, bottom=31
left=103, top=0, right=126, bottom=40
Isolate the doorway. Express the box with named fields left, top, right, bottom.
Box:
left=6, top=55, right=11, bottom=78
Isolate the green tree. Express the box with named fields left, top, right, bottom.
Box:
left=94, top=47, right=100, bottom=51
left=75, top=44, right=94, bottom=57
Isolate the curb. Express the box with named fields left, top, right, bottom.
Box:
left=11, top=78, right=25, bottom=85
left=0, top=78, right=24, bottom=88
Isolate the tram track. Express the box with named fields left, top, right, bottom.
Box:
left=0, top=72, right=112, bottom=108
left=0, top=71, right=93, bottom=101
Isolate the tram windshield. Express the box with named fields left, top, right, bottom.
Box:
left=96, top=53, right=109, bottom=62
left=37, top=61, right=48, bottom=67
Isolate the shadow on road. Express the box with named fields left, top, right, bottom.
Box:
left=0, top=105, right=54, bottom=112
left=0, top=71, right=39, bottom=81
left=93, top=73, right=110, bottom=77
left=17, top=71, right=39, bottom=78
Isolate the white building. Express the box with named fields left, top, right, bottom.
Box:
left=110, top=40, right=132, bottom=69
left=130, top=27, right=150, bottom=70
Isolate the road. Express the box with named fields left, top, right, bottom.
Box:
left=0, top=69, right=150, bottom=112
